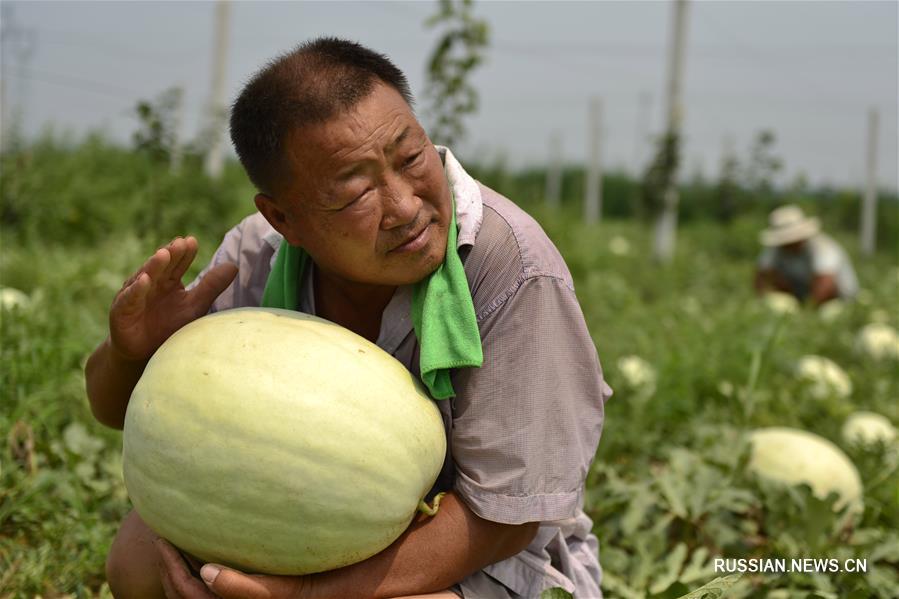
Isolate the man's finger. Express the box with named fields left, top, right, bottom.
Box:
left=112, top=272, right=151, bottom=317
left=156, top=539, right=217, bottom=598
left=202, top=564, right=304, bottom=599
left=159, top=237, right=189, bottom=282
left=170, top=236, right=200, bottom=283
left=143, top=247, right=174, bottom=286
left=120, top=245, right=168, bottom=292
left=188, top=262, right=238, bottom=313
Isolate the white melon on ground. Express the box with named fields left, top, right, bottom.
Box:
left=0, top=287, right=30, bottom=310
left=748, top=427, right=863, bottom=515
left=856, top=323, right=899, bottom=361
left=795, top=355, right=853, bottom=400
left=842, top=412, right=897, bottom=447
left=762, top=291, right=800, bottom=315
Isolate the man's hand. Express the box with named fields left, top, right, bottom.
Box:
left=85, top=236, right=237, bottom=429
left=156, top=539, right=308, bottom=599
left=810, top=274, right=839, bottom=306
left=753, top=268, right=792, bottom=295
left=110, top=236, right=238, bottom=361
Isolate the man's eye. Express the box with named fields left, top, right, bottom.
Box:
left=342, top=189, right=371, bottom=209
left=403, top=152, right=422, bottom=169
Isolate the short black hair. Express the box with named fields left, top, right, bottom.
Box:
left=229, top=37, right=414, bottom=196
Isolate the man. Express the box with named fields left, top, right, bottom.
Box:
left=754, top=204, right=858, bottom=306
left=87, top=38, right=609, bottom=599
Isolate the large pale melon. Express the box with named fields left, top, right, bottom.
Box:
left=123, top=308, right=447, bottom=575
left=748, top=427, right=863, bottom=514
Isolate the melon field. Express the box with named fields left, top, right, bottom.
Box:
left=1, top=138, right=897, bottom=597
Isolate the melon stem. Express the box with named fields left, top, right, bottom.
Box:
left=417, top=492, right=446, bottom=516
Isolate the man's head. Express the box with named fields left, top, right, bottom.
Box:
left=759, top=204, right=820, bottom=252
left=230, top=38, right=414, bottom=197
left=230, top=38, right=451, bottom=289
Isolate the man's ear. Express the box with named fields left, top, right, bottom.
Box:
left=254, top=193, right=303, bottom=247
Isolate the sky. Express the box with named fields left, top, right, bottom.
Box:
left=2, top=0, right=897, bottom=192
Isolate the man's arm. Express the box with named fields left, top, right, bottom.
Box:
left=85, top=237, right=237, bottom=429
left=85, top=338, right=150, bottom=429
left=307, top=492, right=537, bottom=598
left=160, top=491, right=538, bottom=599
left=809, top=274, right=839, bottom=306
left=754, top=268, right=792, bottom=295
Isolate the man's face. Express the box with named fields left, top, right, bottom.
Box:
left=261, top=83, right=452, bottom=289
left=782, top=240, right=806, bottom=255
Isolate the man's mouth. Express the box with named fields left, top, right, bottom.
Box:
left=390, top=222, right=431, bottom=253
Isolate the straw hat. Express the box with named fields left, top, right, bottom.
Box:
left=759, top=205, right=820, bottom=246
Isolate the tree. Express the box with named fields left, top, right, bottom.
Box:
left=132, top=87, right=184, bottom=166
left=424, top=0, right=489, bottom=148
left=639, top=131, right=680, bottom=220
left=743, top=129, right=782, bottom=200
left=715, top=144, right=740, bottom=223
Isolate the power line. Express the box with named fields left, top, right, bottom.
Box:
left=7, top=65, right=147, bottom=99
left=26, top=27, right=206, bottom=63
left=1, top=4, right=37, bottom=147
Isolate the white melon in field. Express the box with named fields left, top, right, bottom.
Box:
left=795, top=355, right=853, bottom=400
left=616, top=354, right=656, bottom=392
left=855, top=323, right=899, bottom=361
left=842, top=412, right=897, bottom=448
left=123, top=308, right=447, bottom=575
left=762, top=291, right=799, bottom=315
left=817, top=299, right=845, bottom=322
left=748, top=427, right=863, bottom=514
left=0, top=287, right=30, bottom=310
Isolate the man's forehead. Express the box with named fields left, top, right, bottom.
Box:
left=284, top=84, right=423, bottom=178
left=331, top=125, right=418, bottom=176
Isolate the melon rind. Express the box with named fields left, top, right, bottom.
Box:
left=123, top=308, right=447, bottom=575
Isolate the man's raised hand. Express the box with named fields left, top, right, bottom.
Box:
left=109, top=236, right=238, bottom=361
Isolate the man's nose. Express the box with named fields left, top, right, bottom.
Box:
left=380, top=171, right=420, bottom=229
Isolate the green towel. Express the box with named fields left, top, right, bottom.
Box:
left=261, top=195, right=482, bottom=400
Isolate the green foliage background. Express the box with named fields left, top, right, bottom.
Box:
left=1, top=136, right=897, bottom=597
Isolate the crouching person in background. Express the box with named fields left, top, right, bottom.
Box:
left=754, top=204, right=858, bottom=307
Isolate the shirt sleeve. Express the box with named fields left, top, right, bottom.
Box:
left=809, top=237, right=842, bottom=275
left=187, top=212, right=279, bottom=312
left=449, top=274, right=610, bottom=525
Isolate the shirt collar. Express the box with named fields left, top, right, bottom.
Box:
left=436, top=145, right=483, bottom=248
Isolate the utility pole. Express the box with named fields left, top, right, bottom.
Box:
left=652, top=0, right=689, bottom=263
left=860, top=107, right=879, bottom=255
left=545, top=131, right=563, bottom=208
left=584, top=97, right=602, bottom=225
left=203, top=0, right=230, bottom=180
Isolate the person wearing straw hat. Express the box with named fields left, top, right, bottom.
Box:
left=754, top=204, right=858, bottom=305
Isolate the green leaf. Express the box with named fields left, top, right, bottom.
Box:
left=62, top=422, right=104, bottom=459
left=649, top=542, right=688, bottom=594
left=600, top=571, right=645, bottom=599
left=673, top=574, right=743, bottom=599
left=621, top=482, right=656, bottom=535
left=679, top=549, right=717, bottom=585
left=869, top=534, right=899, bottom=562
